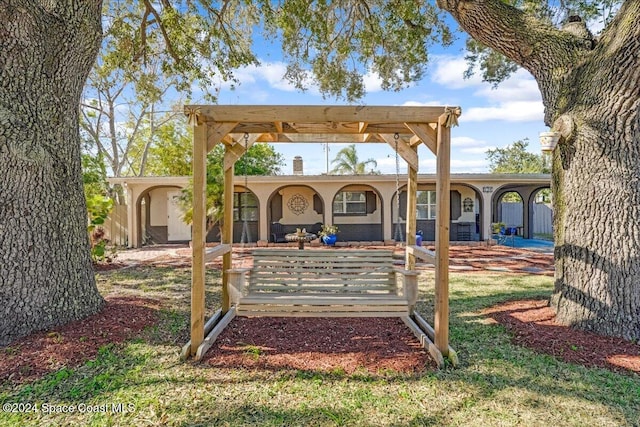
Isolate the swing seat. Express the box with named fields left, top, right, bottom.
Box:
left=227, top=249, right=418, bottom=317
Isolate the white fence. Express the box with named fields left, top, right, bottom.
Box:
left=501, top=202, right=553, bottom=235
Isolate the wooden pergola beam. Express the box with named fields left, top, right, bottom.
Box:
left=207, top=122, right=238, bottom=152
left=261, top=133, right=386, bottom=143
left=192, top=105, right=451, bottom=124
left=223, top=134, right=260, bottom=171
left=434, top=114, right=451, bottom=357
left=189, top=122, right=208, bottom=357
left=379, top=134, right=419, bottom=170
left=221, top=148, right=235, bottom=313
left=405, top=144, right=418, bottom=270
left=405, top=123, right=437, bottom=155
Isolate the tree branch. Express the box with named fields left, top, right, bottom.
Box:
left=141, top=0, right=181, bottom=64
left=436, top=0, right=598, bottom=124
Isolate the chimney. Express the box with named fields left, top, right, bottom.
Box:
left=293, top=156, right=303, bottom=175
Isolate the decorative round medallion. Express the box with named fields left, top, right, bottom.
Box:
left=287, top=194, right=308, bottom=215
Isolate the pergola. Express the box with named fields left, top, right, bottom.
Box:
left=182, top=105, right=461, bottom=366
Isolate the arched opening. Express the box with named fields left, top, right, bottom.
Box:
left=135, top=185, right=185, bottom=247
left=492, top=189, right=524, bottom=236
left=267, top=185, right=324, bottom=242
left=206, top=186, right=260, bottom=244
left=529, top=187, right=553, bottom=241
left=454, top=184, right=483, bottom=241
left=331, top=184, right=383, bottom=241
left=393, top=183, right=482, bottom=242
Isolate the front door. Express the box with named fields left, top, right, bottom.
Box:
left=167, top=190, right=191, bottom=242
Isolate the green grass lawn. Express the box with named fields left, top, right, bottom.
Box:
left=1, top=266, right=638, bottom=427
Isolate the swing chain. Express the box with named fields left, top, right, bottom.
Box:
left=240, top=132, right=252, bottom=244
left=393, top=133, right=404, bottom=243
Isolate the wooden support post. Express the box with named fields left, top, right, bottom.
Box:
left=399, top=270, right=419, bottom=313
left=190, top=121, right=207, bottom=357
left=435, top=116, right=451, bottom=357
left=402, top=317, right=445, bottom=368
left=412, top=312, right=458, bottom=367
left=405, top=144, right=418, bottom=270
left=222, top=148, right=235, bottom=313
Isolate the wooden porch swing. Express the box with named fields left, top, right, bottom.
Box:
left=180, top=105, right=461, bottom=368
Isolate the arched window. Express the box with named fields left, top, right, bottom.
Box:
left=234, top=192, right=258, bottom=221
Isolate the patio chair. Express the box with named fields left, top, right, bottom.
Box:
left=495, top=225, right=517, bottom=247
left=271, top=222, right=287, bottom=243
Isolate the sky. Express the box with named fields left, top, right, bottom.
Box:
left=205, top=30, right=548, bottom=176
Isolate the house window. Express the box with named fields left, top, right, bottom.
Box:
left=416, top=190, right=437, bottom=219
left=234, top=192, right=258, bottom=221
left=334, top=191, right=366, bottom=215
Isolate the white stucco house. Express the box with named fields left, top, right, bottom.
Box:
left=107, top=172, right=551, bottom=248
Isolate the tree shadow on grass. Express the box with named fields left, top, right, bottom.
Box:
left=441, top=291, right=640, bottom=426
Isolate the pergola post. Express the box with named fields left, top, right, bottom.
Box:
left=221, top=147, right=235, bottom=312
left=405, top=144, right=418, bottom=270
left=190, top=119, right=207, bottom=356
left=435, top=115, right=451, bottom=356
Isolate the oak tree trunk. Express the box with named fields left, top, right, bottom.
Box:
left=548, top=11, right=640, bottom=340
left=439, top=0, right=640, bottom=340
left=0, top=2, right=104, bottom=345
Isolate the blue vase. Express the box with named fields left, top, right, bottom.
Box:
left=322, top=234, right=337, bottom=245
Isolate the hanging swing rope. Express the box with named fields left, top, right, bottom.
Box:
left=393, top=133, right=404, bottom=243
left=240, top=133, right=252, bottom=244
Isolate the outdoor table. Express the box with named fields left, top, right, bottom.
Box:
left=285, top=232, right=317, bottom=250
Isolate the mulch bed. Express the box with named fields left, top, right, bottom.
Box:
left=1, top=296, right=638, bottom=385
left=2, top=247, right=637, bottom=384
left=483, top=299, right=640, bottom=374
left=203, top=317, right=433, bottom=374
left=0, top=296, right=160, bottom=384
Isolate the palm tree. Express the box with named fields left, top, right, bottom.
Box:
left=330, top=144, right=379, bottom=175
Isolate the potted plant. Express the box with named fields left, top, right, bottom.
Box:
left=539, top=131, right=560, bottom=152
left=319, top=224, right=339, bottom=245
left=491, top=222, right=506, bottom=235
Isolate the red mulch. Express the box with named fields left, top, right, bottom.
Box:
left=0, top=296, right=159, bottom=384
left=483, top=299, right=640, bottom=374
left=2, top=246, right=637, bottom=384
left=203, top=317, right=433, bottom=374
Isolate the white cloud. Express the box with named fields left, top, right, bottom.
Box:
left=375, top=156, right=399, bottom=174
left=429, top=55, right=544, bottom=123
left=430, top=55, right=484, bottom=89
left=475, top=69, right=541, bottom=103
left=363, top=71, right=383, bottom=93
left=401, top=100, right=444, bottom=107
left=420, top=157, right=489, bottom=173
left=460, top=146, right=496, bottom=155
left=451, top=136, right=486, bottom=147
left=462, top=101, right=544, bottom=122
left=216, top=61, right=321, bottom=97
